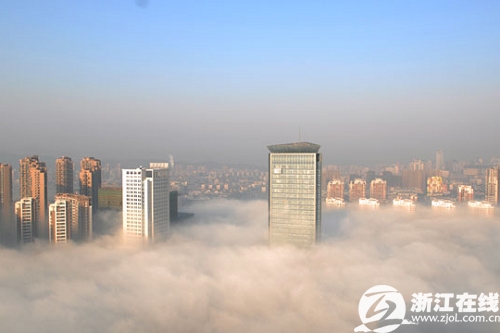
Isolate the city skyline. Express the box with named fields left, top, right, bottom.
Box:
left=1, top=1, right=499, bottom=165
left=1, top=2, right=500, bottom=331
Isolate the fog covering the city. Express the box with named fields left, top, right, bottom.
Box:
left=1, top=200, right=500, bottom=333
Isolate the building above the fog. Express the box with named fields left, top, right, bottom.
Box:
left=122, top=163, right=170, bottom=242
left=267, top=142, right=322, bottom=246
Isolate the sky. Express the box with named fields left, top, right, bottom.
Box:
left=1, top=1, right=499, bottom=165
left=1, top=200, right=499, bottom=332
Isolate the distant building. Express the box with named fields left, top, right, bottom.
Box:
left=19, top=156, right=48, bottom=238
left=327, top=179, right=344, bottom=199
left=427, top=176, right=443, bottom=197
left=49, top=193, right=92, bottom=244
left=349, top=179, right=366, bottom=202
left=485, top=167, right=499, bottom=204
left=393, top=198, right=416, bottom=211
left=15, top=197, right=36, bottom=244
left=436, top=150, right=444, bottom=170
left=401, top=169, right=425, bottom=193
left=468, top=201, right=495, bottom=216
left=409, top=159, right=425, bottom=171
left=79, top=157, right=102, bottom=215
left=381, top=171, right=401, bottom=188
left=370, top=178, right=387, bottom=202
left=98, top=187, right=122, bottom=210
left=431, top=199, right=455, bottom=209
left=56, top=156, right=74, bottom=194
left=122, top=163, right=170, bottom=242
left=457, top=185, right=474, bottom=202
left=268, top=142, right=322, bottom=246
left=325, top=197, right=345, bottom=207
left=359, top=197, right=380, bottom=208
left=0, top=164, right=13, bottom=221
left=365, top=171, right=376, bottom=188
left=49, top=200, right=68, bottom=244
left=170, top=190, right=178, bottom=221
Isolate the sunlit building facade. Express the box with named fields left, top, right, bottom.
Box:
left=485, top=167, right=499, bottom=205
left=457, top=185, right=474, bottom=202
left=79, top=157, right=102, bottom=215
left=427, top=176, right=443, bottom=197
left=327, top=179, right=344, bottom=199
left=56, top=156, right=74, bottom=194
left=49, top=199, right=68, bottom=244
left=15, top=197, right=35, bottom=244
left=122, top=163, right=170, bottom=242
left=370, top=178, right=387, bottom=202
left=19, top=156, right=47, bottom=238
left=349, top=178, right=366, bottom=202
left=49, top=194, right=92, bottom=244
left=268, top=142, right=321, bottom=246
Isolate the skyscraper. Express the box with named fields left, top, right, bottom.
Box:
left=56, top=156, right=74, bottom=194
left=427, top=176, right=443, bottom=197
left=79, top=157, right=101, bottom=215
left=366, top=170, right=376, bottom=187
left=49, top=193, right=92, bottom=244
left=15, top=197, right=35, bottom=244
left=349, top=179, right=366, bottom=202
left=370, top=178, right=387, bottom=202
left=327, top=179, right=344, bottom=199
left=122, top=163, right=170, bottom=242
left=485, top=167, right=499, bottom=205
left=49, top=199, right=68, bottom=244
left=0, top=164, right=13, bottom=221
left=436, top=150, right=444, bottom=170
left=401, top=169, right=426, bottom=193
left=268, top=142, right=321, bottom=246
left=457, top=185, right=474, bottom=202
left=19, top=156, right=48, bottom=238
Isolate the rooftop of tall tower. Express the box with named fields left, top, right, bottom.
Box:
left=267, top=142, right=320, bottom=153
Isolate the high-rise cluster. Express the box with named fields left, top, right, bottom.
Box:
left=5, top=156, right=100, bottom=245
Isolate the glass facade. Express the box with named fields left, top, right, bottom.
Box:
left=268, top=143, right=321, bottom=246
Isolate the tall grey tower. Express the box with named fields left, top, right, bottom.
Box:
left=268, top=142, right=322, bottom=246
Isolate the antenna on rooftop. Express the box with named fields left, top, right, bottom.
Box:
left=299, top=126, right=301, bottom=142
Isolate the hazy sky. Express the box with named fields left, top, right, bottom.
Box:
left=1, top=1, right=499, bottom=165
left=1, top=200, right=499, bottom=332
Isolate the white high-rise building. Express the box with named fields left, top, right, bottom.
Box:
left=122, top=163, right=170, bottom=242
left=15, top=197, right=36, bottom=244
left=268, top=142, right=321, bottom=246
left=49, top=194, right=92, bottom=244
left=49, top=200, right=69, bottom=244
